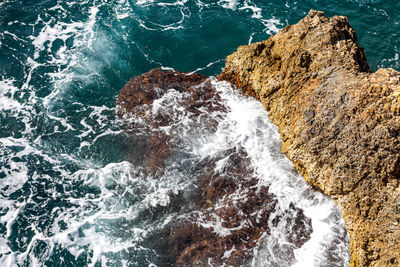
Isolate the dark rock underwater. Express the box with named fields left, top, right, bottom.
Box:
left=117, top=68, right=312, bottom=266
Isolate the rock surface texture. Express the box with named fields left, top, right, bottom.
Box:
left=219, top=10, right=400, bottom=267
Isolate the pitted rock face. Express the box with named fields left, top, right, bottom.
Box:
left=220, top=9, right=400, bottom=267
left=116, top=69, right=313, bottom=266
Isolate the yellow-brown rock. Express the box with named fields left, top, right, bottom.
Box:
left=219, top=10, right=400, bottom=267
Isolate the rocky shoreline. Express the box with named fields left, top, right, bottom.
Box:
left=117, top=10, right=400, bottom=266
left=219, top=10, right=400, bottom=267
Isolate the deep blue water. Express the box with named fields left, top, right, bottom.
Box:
left=0, top=0, right=399, bottom=266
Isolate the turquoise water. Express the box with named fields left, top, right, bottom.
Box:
left=0, top=0, right=399, bottom=266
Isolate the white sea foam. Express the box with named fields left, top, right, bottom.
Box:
left=380, top=49, right=400, bottom=69
left=238, top=2, right=262, bottom=19
left=218, top=0, right=238, bottom=10
left=261, top=17, right=281, bottom=35
left=31, top=19, right=84, bottom=60
left=203, top=79, right=350, bottom=266
left=292, top=198, right=350, bottom=267
left=0, top=79, right=22, bottom=111
left=216, top=0, right=282, bottom=35
left=1, top=162, right=150, bottom=265
left=28, top=3, right=101, bottom=109
left=0, top=2, right=128, bottom=265
left=136, top=0, right=155, bottom=6
left=187, top=59, right=225, bottom=75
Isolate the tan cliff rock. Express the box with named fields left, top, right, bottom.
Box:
left=219, top=10, right=400, bottom=267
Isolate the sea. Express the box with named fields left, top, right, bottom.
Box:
left=0, top=0, right=399, bottom=266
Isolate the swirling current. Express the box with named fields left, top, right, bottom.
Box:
left=0, top=0, right=399, bottom=266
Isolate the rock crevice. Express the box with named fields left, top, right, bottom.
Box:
left=219, top=10, right=400, bottom=267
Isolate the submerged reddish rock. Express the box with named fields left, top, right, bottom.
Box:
left=219, top=10, right=400, bottom=267
left=117, top=68, right=312, bottom=265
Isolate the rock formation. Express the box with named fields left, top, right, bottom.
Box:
left=117, top=68, right=312, bottom=265
left=219, top=10, right=400, bottom=267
